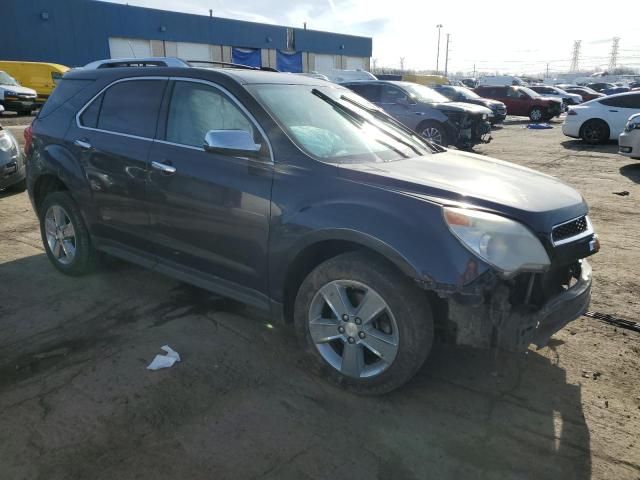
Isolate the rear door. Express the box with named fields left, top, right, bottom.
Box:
left=145, top=78, right=273, bottom=302
left=66, top=77, right=167, bottom=259
left=600, top=94, right=640, bottom=136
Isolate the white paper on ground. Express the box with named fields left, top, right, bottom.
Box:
left=147, top=345, right=181, bottom=370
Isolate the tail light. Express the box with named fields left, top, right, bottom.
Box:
left=24, top=123, right=33, bottom=155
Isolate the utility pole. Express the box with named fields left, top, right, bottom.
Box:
left=473, top=63, right=476, bottom=78
left=444, top=33, right=450, bottom=77
left=609, top=37, right=620, bottom=71
left=546, top=63, right=550, bottom=78
left=435, top=24, right=443, bottom=74
left=570, top=40, right=581, bottom=72
left=400, top=57, right=405, bottom=72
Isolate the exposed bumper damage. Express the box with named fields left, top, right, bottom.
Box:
left=447, top=113, right=492, bottom=149
left=427, top=259, right=592, bottom=352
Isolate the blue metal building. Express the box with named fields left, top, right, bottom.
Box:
left=2, top=0, right=372, bottom=73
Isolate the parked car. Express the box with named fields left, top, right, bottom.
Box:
left=0, top=125, right=25, bottom=192
left=630, top=81, right=640, bottom=89
left=529, top=85, right=582, bottom=107
left=563, top=92, right=640, bottom=144
left=0, top=61, right=69, bottom=102
left=0, top=70, right=37, bottom=114
left=322, top=69, right=377, bottom=83
left=586, top=82, right=615, bottom=93
left=342, top=81, right=492, bottom=148
left=433, top=85, right=507, bottom=124
left=603, top=86, right=630, bottom=96
left=618, top=113, right=640, bottom=159
left=562, top=86, right=604, bottom=102
left=477, top=75, right=527, bottom=86
left=26, top=62, right=599, bottom=394
left=474, top=85, right=563, bottom=122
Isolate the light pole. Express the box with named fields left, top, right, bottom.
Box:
left=436, top=24, right=443, bottom=74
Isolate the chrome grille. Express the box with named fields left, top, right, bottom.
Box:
left=552, top=216, right=589, bottom=243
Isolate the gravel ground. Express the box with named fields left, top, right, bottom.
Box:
left=0, top=116, right=638, bottom=480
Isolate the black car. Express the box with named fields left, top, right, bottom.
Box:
left=26, top=62, right=598, bottom=394
left=0, top=125, right=26, bottom=192
left=586, top=82, right=615, bottom=93
left=433, top=85, right=507, bottom=124
left=341, top=80, right=492, bottom=149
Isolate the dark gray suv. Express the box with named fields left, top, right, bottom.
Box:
left=342, top=80, right=492, bottom=148
left=26, top=61, right=598, bottom=394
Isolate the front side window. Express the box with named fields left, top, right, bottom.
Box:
left=166, top=81, right=256, bottom=148
left=248, top=84, right=432, bottom=164
left=380, top=85, right=409, bottom=103
left=399, top=83, right=449, bottom=103
left=79, top=79, right=166, bottom=138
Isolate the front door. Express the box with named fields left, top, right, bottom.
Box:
left=146, top=79, right=273, bottom=302
left=66, top=78, right=167, bottom=256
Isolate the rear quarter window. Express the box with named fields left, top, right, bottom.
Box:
left=38, top=78, right=94, bottom=119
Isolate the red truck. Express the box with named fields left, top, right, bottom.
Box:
left=474, top=85, right=563, bottom=122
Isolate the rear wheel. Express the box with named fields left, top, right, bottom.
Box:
left=418, top=121, right=449, bottom=147
left=580, top=119, right=609, bottom=144
left=294, top=251, right=434, bottom=394
left=40, top=191, right=97, bottom=276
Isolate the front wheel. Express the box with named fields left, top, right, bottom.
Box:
left=40, top=191, right=97, bottom=276
left=418, top=121, right=449, bottom=147
left=529, top=107, right=545, bottom=122
left=294, top=251, right=434, bottom=395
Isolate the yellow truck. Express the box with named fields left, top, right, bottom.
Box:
left=0, top=61, right=69, bottom=102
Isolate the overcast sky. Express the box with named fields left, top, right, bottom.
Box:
left=106, top=0, right=640, bottom=75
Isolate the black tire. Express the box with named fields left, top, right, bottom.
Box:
left=529, top=107, right=545, bottom=122
left=294, top=251, right=434, bottom=395
left=580, top=119, right=609, bottom=145
left=417, top=121, right=449, bottom=147
left=7, top=178, right=26, bottom=192
left=39, top=191, right=97, bottom=276
left=19, top=109, right=33, bottom=116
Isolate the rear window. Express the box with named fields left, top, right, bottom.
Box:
left=79, top=79, right=166, bottom=138
left=38, top=78, right=93, bottom=119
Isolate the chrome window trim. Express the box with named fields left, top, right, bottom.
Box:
left=75, top=76, right=168, bottom=141
left=551, top=215, right=594, bottom=246
left=165, top=77, right=274, bottom=164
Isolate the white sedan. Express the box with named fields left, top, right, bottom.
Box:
left=563, top=92, right=640, bottom=144
left=619, top=113, right=640, bottom=159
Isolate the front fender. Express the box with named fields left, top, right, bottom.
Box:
left=269, top=164, right=492, bottom=302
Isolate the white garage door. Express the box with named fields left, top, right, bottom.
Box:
left=176, top=42, right=212, bottom=62
left=109, top=37, right=152, bottom=59
left=346, top=56, right=365, bottom=70
left=314, top=54, right=335, bottom=73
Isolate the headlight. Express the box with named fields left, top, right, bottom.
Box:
left=443, top=207, right=550, bottom=276
left=482, top=114, right=488, bottom=120
left=625, top=120, right=640, bottom=132
left=0, top=130, right=17, bottom=152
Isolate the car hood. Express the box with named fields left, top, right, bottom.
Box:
left=338, top=150, right=587, bottom=232
left=0, top=84, right=36, bottom=95
left=467, top=98, right=505, bottom=109
left=538, top=96, right=563, bottom=105
left=429, top=101, right=492, bottom=116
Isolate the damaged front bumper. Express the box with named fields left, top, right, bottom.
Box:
left=446, top=260, right=592, bottom=352
left=449, top=116, right=492, bottom=149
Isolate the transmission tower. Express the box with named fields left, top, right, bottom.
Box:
left=570, top=40, right=581, bottom=72
left=608, top=37, right=620, bottom=71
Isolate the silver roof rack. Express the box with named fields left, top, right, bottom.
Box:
left=82, top=57, right=191, bottom=69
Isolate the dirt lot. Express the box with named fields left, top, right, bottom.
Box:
left=1, top=115, right=639, bottom=480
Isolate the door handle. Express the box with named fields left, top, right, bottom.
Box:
left=74, top=139, right=92, bottom=150
left=609, top=110, right=618, bottom=112
left=151, top=161, right=176, bottom=175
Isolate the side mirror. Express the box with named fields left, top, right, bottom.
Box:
left=204, top=130, right=262, bottom=157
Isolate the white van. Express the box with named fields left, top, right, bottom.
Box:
left=478, top=75, right=528, bottom=87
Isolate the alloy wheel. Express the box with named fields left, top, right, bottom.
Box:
left=308, top=280, right=399, bottom=378
left=44, top=205, right=76, bottom=265
left=420, top=127, right=443, bottom=144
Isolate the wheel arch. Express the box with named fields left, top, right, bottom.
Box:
left=280, top=231, right=420, bottom=324
left=578, top=117, right=610, bottom=139
left=32, top=174, right=70, bottom=215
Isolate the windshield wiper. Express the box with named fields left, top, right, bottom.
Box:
left=339, top=95, right=446, bottom=153
left=311, top=88, right=421, bottom=158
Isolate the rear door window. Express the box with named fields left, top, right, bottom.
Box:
left=600, top=94, right=640, bottom=108
left=347, top=83, right=381, bottom=102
